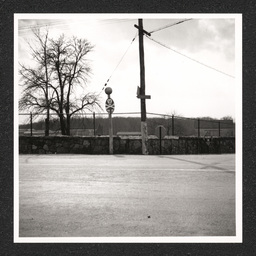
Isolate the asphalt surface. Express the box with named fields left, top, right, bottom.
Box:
left=19, top=154, right=235, bottom=237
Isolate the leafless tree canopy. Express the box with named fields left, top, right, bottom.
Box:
left=19, top=29, right=102, bottom=135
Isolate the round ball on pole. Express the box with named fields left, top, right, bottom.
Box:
left=105, top=87, right=112, bottom=95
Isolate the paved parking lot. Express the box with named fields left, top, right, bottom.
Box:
left=18, top=154, right=235, bottom=237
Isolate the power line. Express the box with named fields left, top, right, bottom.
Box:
left=146, top=35, right=235, bottom=79
left=149, top=19, right=193, bottom=34
left=19, top=21, right=70, bottom=31
left=18, top=19, right=135, bottom=32
left=98, top=33, right=137, bottom=95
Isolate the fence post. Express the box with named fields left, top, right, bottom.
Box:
left=218, top=121, right=221, bottom=137
left=172, top=115, right=174, bottom=136
left=30, top=112, right=33, bottom=136
left=159, top=126, right=162, bottom=154
left=93, top=112, right=96, bottom=136
left=198, top=118, right=200, bottom=137
left=167, top=118, right=169, bottom=136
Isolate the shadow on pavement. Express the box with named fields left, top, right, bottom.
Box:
left=156, top=155, right=231, bottom=171
left=113, top=155, right=126, bottom=158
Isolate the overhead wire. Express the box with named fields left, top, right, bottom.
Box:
left=146, top=35, right=235, bottom=79
left=149, top=19, right=193, bottom=34
left=18, top=18, right=138, bottom=98
left=98, top=33, right=138, bottom=95
left=18, top=19, right=135, bottom=33
left=19, top=18, right=235, bottom=95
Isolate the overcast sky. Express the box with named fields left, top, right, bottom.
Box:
left=16, top=14, right=241, bottom=119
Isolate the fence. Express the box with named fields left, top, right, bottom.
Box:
left=19, top=112, right=235, bottom=138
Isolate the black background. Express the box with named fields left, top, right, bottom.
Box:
left=0, top=0, right=256, bottom=255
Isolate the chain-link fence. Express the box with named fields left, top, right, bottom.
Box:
left=19, top=112, right=235, bottom=137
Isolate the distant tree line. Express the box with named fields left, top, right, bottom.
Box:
left=19, top=115, right=235, bottom=137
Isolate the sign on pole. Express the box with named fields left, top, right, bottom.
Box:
left=105, top=98, right=115, bottom=114
left=155, top=125, right=166, bottom=139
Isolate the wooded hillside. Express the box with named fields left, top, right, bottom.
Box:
left=20, top=115, right=235, bottom=137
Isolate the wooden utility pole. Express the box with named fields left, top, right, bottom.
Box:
left=135, top=19, right=151, bottom=155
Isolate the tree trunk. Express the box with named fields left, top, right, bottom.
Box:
left=45, top=113, right=49, bottom=136
left=59, top=113, right=66, bottom=135
left=66, top=114, right=71, bottom=136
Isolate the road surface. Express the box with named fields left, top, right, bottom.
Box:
left=18, top=154, right=236, bottom=237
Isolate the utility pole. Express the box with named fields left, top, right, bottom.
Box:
left=135, top=19, right=151, bottom=155
left=93, top=112, right=96, bottom=136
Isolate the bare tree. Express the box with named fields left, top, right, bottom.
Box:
left=19, top=29, right=102, bottom=135
left=221, top=116, right=233, bottom=121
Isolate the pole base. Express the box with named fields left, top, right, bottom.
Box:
left=141, top=121, right=149, bottom=155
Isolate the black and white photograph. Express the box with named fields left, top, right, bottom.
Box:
left=14, top=13, right=242, bottom=243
